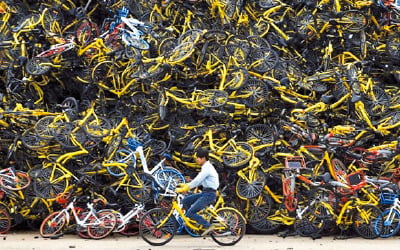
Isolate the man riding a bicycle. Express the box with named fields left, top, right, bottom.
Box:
left=175, top=148, right=220, bottom=237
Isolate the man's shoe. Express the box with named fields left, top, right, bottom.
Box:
left=201, top=224, right=217, bottom=237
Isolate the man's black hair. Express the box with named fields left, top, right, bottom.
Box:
left=195, top=148, right=209, bottom=160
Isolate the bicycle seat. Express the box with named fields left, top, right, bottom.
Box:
left=321, top=94, right=336, bottom=104
left=316, top=172, right=332, bottom=183
left=350, top=94, right=362, bottom=103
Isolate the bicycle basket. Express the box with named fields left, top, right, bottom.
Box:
left=380, top=192, right=398, bottom=205
left=346, top=171, right=366, bottom=190
left=284, top=156, right=306, bottom=173
left=127, top=138, right=142, bottom=151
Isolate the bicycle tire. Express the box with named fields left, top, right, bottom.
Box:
left=364, top=86, right=390, bottom=117
left=87, top=211, right=117, bottom=239
left=222, top=142, right=253, bottom=168
left=122, top=32, right=150, bottom=50
left=76, top=211, right=91, bottom=239
left=83, top=116, right=112, bottom=138
left=339, top=10, right=368, bottom=32
left=25, top=57, right=52, bottom=76
left=0, top=171, right=31, bottom=191
left=75, top=20, right=100, bottom=46
left=166, top=41, right=194, bottom=64
left=210, top=207, right=246, bottom=246
left=374, top=209, right=400, bottom=238
left=0, top=209, right=10, bottom=234
left=198, top=89, right=228, bottom=108
left=240, top=78, right=269, bottom=108
left=224, top=67, right=248, bottom=90
left=21, top=128, right=49, bottom=150
left=126, top=173, right=152, bottom=203
left=139, top=207, right=177, bottom=246
left=33, top=166, right=69, bottom=199
left=386, top=33, right=400, bottom=59
left=155, top=168, right=185, bottom=192
left=236, top=169, right=266, bottom=199
left=34, top=116, right=56, bottom=139
left=60, top=97, right=79, bottom=114
left=247, top=192, right=274, bottom=224
left=353, top=204, right=381, bottom=239
left=245, top=123, right=275, bottom=143
left=330, top=158, right=347, bottom=183
left=40, top=211, right=67, bottom=238
left=248, top=47, right=278, bottom=73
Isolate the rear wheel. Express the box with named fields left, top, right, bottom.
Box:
left=0, top=209, right=11, bottom=234
left=210, top=208, right=246, bottom=246
left=374, top=209, right=400, bottom=238
left=87, top=211, right=117, bottom=239
left=222, top=142, right=253, bottom=168
left=40, top=211, right=67, bottom=238
left=139, top=207, right=177, bottom=246
left=353, top=205, right=381, bottom=239
left=0, top=171, right=31, bottom=191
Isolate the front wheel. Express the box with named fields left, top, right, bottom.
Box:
left=374, top=209, right=400, bottom=238
left=353, top=205, right=381, bottom=239
left=139, top=207, right=177, bottom=246
left=222, top=142, right=253, bottom=168
left=210, top=207, right=246, bottom=246
left=87, top=211, right=117, bottom=239
left=0, top=171, right=31, bottom=191
left=40, top=211, right=67, bottom=238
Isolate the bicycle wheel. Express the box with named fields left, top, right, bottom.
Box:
left=224, top=67, right=248, bottom=90
left=76, top=211, right=91, bottom=239
left=32, top=166, right=69, bottom=199
left=75, top=20, right=99, bottom=46
left=83, top=116, right=111, bottom=138
left=155, top=168, right=185, bottom=192
left=122, top=33, right=150, bottom=50
left=34, top=116, right=56, bottom=139
left=374, top=209, right=400, bottom=238
left=386, top=33, right=400, bottom=59
left=339, top=10, right=368, bottom=32
left=198, top=89, right=228, bottom=108
left=247, top=191, right=274, bottom=224
left=25, top=57, right=52, bottom=76
left=239, top=78, right=269, bottom=108
left=248, top=47, right=278, bottom=73
left=87, top=211, right=117, bottom=239
left=210, top=207, right=246, bottom=246
left=330, top=158, right=347, bottom=183
left=0, top=209, right=10, bottom=234
left=222, top=142, right=253, bottom=168
left=364, top=86, right=390, bottom=117
left=60, top=97, right=79, bottom=114
left=236, top=169, right=266, bottom=199
left=353, top=204, right=381, bottom=239
left=167, top=41, right=194, bottom=64
left=126, top=173, right=152, bottom=203
left=294, top=215, right=326, bottom=237
left=139, top=207, right=177, bottom=246
left=0, top=171, right=31, bottom=191
left=245, top=123, right=275, bottom=143
left=40, top=211, right=67, bottom=238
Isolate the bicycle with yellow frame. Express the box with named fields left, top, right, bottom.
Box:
left=139, top=190, right=246, bottom=246
left=176, top=125, right=253, bottom=169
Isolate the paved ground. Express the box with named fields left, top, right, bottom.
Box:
left=1, top=231, right=400, bottom=250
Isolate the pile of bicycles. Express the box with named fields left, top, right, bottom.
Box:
left=0, top=0, right=399, bottom=243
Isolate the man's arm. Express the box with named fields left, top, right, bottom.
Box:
left=188, top=166, right=208, bottom=189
